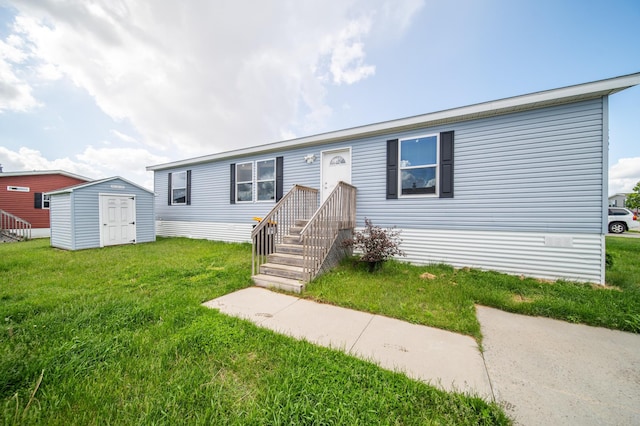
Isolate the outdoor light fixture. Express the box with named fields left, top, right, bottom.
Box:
left=304, top=154, right=316, bottom=164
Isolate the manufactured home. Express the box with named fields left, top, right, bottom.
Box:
left=48, top=177, right=155, bottom=250
left=147, top=72, right=640, bottom=289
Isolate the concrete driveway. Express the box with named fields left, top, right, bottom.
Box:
left=478, top=306, right=640, bottom=425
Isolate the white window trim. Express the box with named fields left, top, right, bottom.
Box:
left=255, top=158, right=276, bottom=203
left=171, top=170, right=187, bottom=205
left=42, top=193, right=51, bottom=209
left=235, top=158, right=277, bottom=203
left=398, top=133, right=439, bottom=198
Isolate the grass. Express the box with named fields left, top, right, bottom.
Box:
left=1, top=238, right=508, bottom=425
left=305, top=236, right=640, bottom=340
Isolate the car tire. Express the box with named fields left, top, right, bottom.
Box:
left=609, top=222, right=626, bottom=234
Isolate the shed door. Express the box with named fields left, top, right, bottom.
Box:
left=321, top=147, right=351, bottom=202
left=100, top=194, right=136, bottom=247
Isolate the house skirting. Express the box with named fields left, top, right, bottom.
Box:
left=155, top=220, right=252, bottom=243
left=155, top=220, right=604, bottom=284
left=399, top=228, right=604, bottom=284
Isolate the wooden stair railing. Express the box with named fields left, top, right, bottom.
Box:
left=300, top=181, right=357, bottom=282
left=251, top=185, right=318, bottom=277
left=0, top=209, right=32, bottom=241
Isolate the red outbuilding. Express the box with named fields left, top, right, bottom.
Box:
left=0, top=170, right=92, bottom=238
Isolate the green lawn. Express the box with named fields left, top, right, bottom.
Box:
left=1, top=238, right=507, bottom=425
left=306, top=236, right=640, bottom=340
left=3, top=235, right=637, bottom=424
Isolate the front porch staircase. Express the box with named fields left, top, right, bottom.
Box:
left=252, top=219, right=309, bottom=293
left=251, top=182, right=356, bottom=293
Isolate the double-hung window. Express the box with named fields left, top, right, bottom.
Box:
left=399, top=134, right=438, bottom=196
left=236, top=162, right=253, bottom=203
left=42, top=194, right=51, bottom=209
left=169, top=170, right=191, bottom=205
left=230, top=157, right=283, bottom=204
left=256, top=159, right=276, bottom=201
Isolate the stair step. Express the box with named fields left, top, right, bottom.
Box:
left=289, top=226, right=304, bottom=235
left=276, top=243, right=303, bottom=255
left=268, top=252, right=305, bottom=267
left=283, top=235, right=301, bottom=244
left=252, top=274, right=305, bottom=294
left=260, top=263, right=306, bottom=281
left=295, top=219, right=309, bottom=227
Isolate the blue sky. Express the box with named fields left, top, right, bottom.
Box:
left=0, top=0, right=638, bottom=193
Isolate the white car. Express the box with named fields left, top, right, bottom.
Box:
left=608, top=208, right=639, bottom=234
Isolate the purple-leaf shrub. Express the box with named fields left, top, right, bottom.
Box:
left=343, top=218, right=405, bottom=268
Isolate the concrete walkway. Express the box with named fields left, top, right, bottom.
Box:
left=203, top=287, right=640, bottom=425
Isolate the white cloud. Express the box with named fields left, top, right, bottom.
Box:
left=0, top=32, right=41, bottom=112
left=0, top=146, right=96, bottom=177
left=5, top=0, right=424, bottom=157
left=77, top=145, right=168, bottom=173
left=609, top=157, right=640, bottom=194
left=0, top=145, right=167, bottom=189
left=321, top=16, right=376, bottom=85
left=110, top=130, right=138, bottom=144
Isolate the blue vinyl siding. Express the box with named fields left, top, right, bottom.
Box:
left=51, top=177, right=155, bottom=250
left=154, top=98, right=605, bottom=235
left=50, top=193, right=73, bottom=250
left=354, top=99, right=604, bottom=233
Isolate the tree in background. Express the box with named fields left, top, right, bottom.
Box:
left=626, top=181, right=640, bottom=212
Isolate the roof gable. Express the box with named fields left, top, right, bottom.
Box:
left=46, top=176, right=153, bottom=195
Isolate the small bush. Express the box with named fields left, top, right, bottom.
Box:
left=343, top=218, right=405, bottom=271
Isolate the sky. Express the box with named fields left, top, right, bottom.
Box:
left=0, top=0, right=639, bottom=194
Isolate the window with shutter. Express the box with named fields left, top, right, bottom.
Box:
left=386, top=131, right=454, bottom=199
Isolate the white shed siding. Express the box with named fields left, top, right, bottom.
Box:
left=49, top=193, right=73, bottom=250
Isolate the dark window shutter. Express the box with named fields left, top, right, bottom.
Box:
left=167, top=173, right=172, bottom=205
left=34, top=192, right=42, bottom=209
left=386, top=139, right=399, bottom=199
left=230, top=164, right=236, bottom=204
left=275, top=156, right=284, bottom=202
left=439, top=131, right=454, bottom=198
left=186, top=170, right=192, bottom=205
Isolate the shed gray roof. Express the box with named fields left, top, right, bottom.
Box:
left=46, top=176, right=154, bottom=195
left=147, top=72, right=640, bottom=171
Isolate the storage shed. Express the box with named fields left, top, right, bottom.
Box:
left=48, top=176, right=155, bottom=250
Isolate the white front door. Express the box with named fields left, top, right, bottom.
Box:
left=100, top=194, right=136, bottom=247
left=321, top=147, right=351, bottom=202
